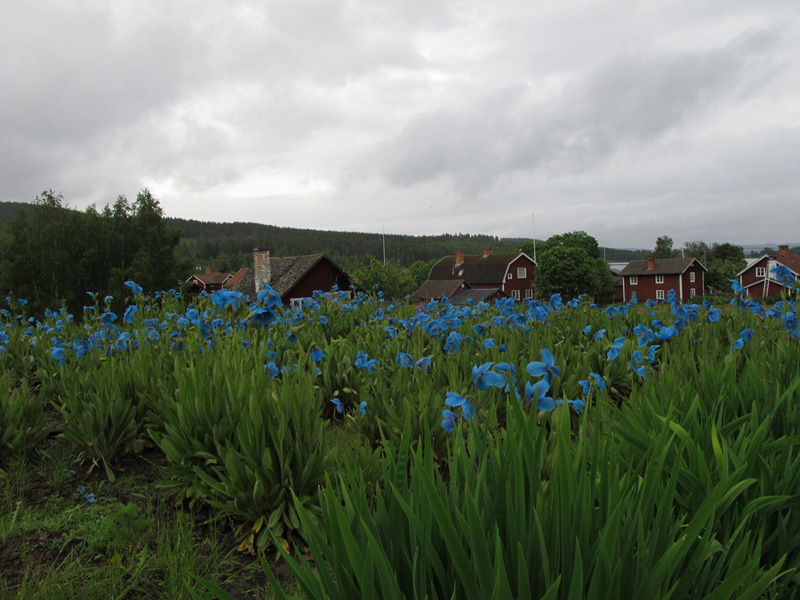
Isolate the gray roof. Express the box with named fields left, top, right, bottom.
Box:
left=429, top=252, right=532, bottom=286
left=269, top=255, right=325, bottom=297
left=412, top=279, right=468, bottom=300
left=619, top=257, right=706, bottom=276
left=450, top=288, right=505, bottom=305
left=227, top=253, right=347, bottom=300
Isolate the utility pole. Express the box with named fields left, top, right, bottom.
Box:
left=382, top=226, right=386, bottom=265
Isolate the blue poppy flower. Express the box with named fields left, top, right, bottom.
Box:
left=633, top=324, right=654, bottom=347
left=330, top=398, right=343, bottom=413
left=527, top=348, right=560, bottom=382
left=525, top=380, right=554, bottom=412
left=740, top=328, right=755, bottom=342
left=582, top=325, right=592, bottom=336
left=630, top=350, right=646, bottom=377
left=124, top=281, right=143, bottom=296
left=51, top=346, right=66, bottom=366
left=655, top=325, right=679, bottom=341
left=415, top=357, right=432, bottom=370
left=472, top=362, right=506, bottom=391
left=593, top=329, right=606, bottom=341
left=311, top=348, right=326, bottom=362
left=441, top=409, right=460, bottom=432
left=358, top=401, right=367, bottom=415
left=445, top=392, right=475, bottom=421
left=395, top=352, right=414, bottom=369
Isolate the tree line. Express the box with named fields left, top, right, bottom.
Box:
left=0, top=191, right=189, bottom=317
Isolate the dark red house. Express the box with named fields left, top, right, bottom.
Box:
left=186, top=269, right=231, bottom=294
left=227, top=249, right=351, bottom=304
left=618, top=256, right=706, bottom=303
left=737, top=245, right=800, bottom=298
left=412, top=248, right=536, bottom=301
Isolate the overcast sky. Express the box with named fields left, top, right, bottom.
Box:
left=1, top=0, right=798, bottom=249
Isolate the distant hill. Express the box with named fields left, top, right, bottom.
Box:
left=4, top=200, right=790, bottom=270
left=167, top=216, right=525, bottom=270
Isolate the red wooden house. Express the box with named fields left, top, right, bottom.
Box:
left=618, top=255, right=706, bottom=303
left=737, top=245, right=800, bottom=298
left=226, top=249, right=350, bottom=304
left=412, top=248, right=536, bottom=302
left=186, top=269, right=231, bottom=294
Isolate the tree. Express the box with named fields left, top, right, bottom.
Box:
left=654, top=235, right=674, bottom=259
left=538, top=231, right=600, bottom=259
left=534, top=232, right=613, bottom=301
left=0, top=189, right=190, bottom=317
left=684, top=241, right=710, bottom=264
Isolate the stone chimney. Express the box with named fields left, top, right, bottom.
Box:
left=205, top=267, right=212, bottom=275
left=253, top=248, right=271, bottom=294
left=482, top=248, right=493, bottom=257
left=455, top=250, right=465, bottom=266
left=647, top=254, right=655, bottom=270
left=779, top=245, right=789, bottom=256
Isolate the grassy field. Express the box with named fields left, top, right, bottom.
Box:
left=1, top=282, right=799, bottom=598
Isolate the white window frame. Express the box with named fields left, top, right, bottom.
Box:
left=655, top=275, right=664, bottom=284
left=511, top=289, right=520, bottom=299
left=507, top=273, right=512, bottom=280
left=629, top=276, right=638, bottom=285
left=755, top=267, right=766, bottom=278
left=525, top=288, right=533, bottom=299
left=517, top=267, right=526, bottom=278
left=656, top=289, right=665, bottom=300
left=690, top=288, right=696, bottom=297
left=689, top=272, right=695, bottom=283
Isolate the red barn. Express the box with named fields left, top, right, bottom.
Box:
left=737, top=245, right=800, bottom=298
left=618, top=255, right=706, bottom=303
left=412, top=248, right=536, bottom=302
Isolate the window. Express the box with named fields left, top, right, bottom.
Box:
left=507, top=273, right=512, bottom=280
left=655, top=275, right=664, bottom=284
left=656, top=289, right=665, bottom=300
left=512, top=289, right=520, bottom=299
left=629, top=276, right=638, bottom=285
left=517, top=267, right=526, bottom=278
left=525, top=288, right=533, bottom=299
left=458, top=269, right=464, bottom=277
left=689, top=272, right=695, bottom=283
left=755, top=267, right=766, bottom=278
left=690, top=288, right=696, bottom=297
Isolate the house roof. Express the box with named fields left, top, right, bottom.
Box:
left=619, top=257, right=705, bottom=276
left=737, top=251, right=800, bottom=277
left=774, top=252, right=800, bottom=275
left=188, top=272, right=231, bottom=286
left=450, top=288, right=504, bottom=305
left=429, top=253, right=532, bottom=285
left=412, top=279, right=468, bottom=300
left=269, top=254, right=329, bottom=297
left=225, top=253, right=348, bottom=300
left=225, top=267, right=249, bottom=289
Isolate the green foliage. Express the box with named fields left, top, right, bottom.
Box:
left=534, top=232, right=614, bottom=301
left=0, top=190, right=190, bottom=317
left=0, top=374, right=48, bottom=461
left=684, top=241, right=747, bottom=293
left=654, top=235, right=675, bottom=258
left=351, top=257, right=433, bottom=299
left=539, top=230, right=601, bottom=259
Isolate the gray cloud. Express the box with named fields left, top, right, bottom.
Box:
left=0, top=0, right=798, bottom=247
left=356, top=31, right=776, bottom=197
